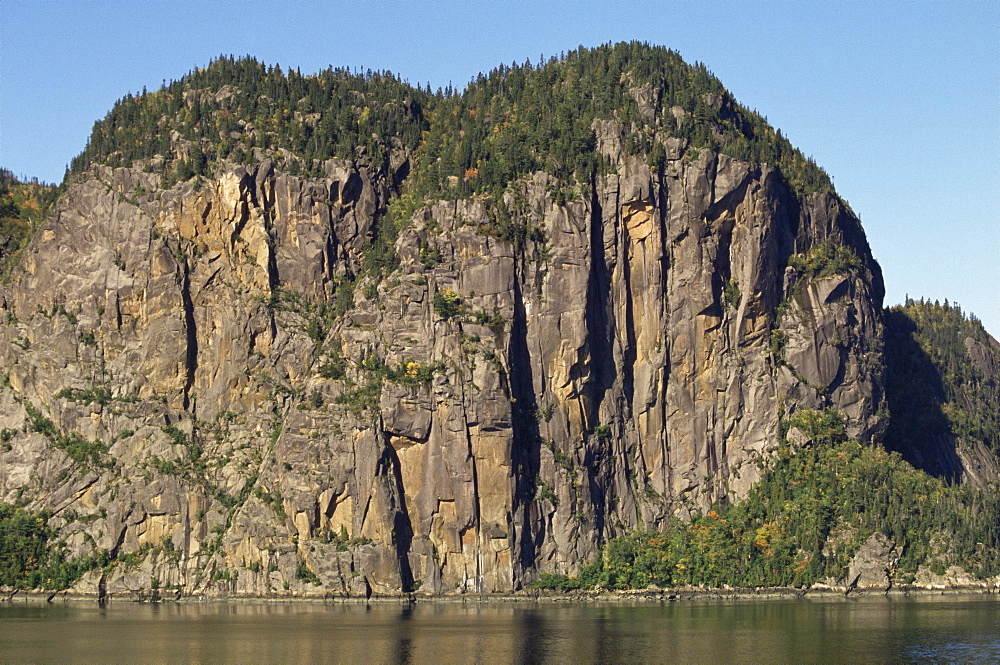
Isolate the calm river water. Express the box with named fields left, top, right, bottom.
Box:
left=1, top=594, right=997, bottom=664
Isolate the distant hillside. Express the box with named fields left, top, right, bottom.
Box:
left=884, top=299, right=1000, bottom=484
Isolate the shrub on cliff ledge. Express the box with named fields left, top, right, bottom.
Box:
left=432, top=289, right=465, bottom=319
left=789, top=240, right=862, bottom=280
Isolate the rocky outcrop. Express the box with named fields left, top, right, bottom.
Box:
left=845, top=532, right=899, bottom=593
left=0, top=119, right=890, bottom=596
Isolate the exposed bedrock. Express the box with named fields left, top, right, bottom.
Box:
left=0, top=131, right=891, bottom=595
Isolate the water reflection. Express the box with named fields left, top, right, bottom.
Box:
left=0, top=595, right=997, bottom=664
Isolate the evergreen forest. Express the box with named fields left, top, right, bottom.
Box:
left=67, top=44, right=832, bottom=199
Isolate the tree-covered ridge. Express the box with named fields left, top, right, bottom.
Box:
left=533, top=410, right=1000, bottom=591
left=67, top=43, right=833, bottom=199
left=411, top=42, right=833, bottom=200
left=885, top=299, right=1000, bottom=475
left=69, top=55, right=432, bottom=180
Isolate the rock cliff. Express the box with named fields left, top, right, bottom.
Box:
left=0, top=48, right=898, bottom=597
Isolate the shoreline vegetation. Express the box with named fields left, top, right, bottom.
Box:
left=3, top=584, right=997, bottom=606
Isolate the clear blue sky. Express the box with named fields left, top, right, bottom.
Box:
left=2, top=0, right=997, bottom=335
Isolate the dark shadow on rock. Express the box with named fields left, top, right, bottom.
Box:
left=883, top=309, right=964, bottom=483
left=509, top=274, right=543, bottom=581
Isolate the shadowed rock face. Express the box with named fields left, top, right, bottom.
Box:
left=882, top=304, right=1000, bottom=487
left=0, top=124, right=889, bottom=596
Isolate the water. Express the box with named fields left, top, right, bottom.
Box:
left=1, top=594, right=997, bottom=664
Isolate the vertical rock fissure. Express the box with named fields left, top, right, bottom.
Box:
left=462, top=406, right=484, bottom=593
left=323, top=209, right=339, bottom=294
left=381, top=437, right=415, bottom=591
left=619, top=205, right=641, bottom=528
left=181, top=260, right=198, bottom=411
left=585, top=178, right=615, bottom=418
left=508, top=269, right=542, bottom=579
left=657, top=175, right=673, bottom=499
left=585, top=178, right=616, bottom=536
left=263, top=204, right=280, bottom=291
left=620, top=217, right=637, bottom=424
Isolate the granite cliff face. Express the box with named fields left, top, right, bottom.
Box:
left=0, top=149, right=886, bottom=596
left=0, top=53, right=896, bottom=597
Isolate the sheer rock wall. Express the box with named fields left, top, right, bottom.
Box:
left=0, top=136, right=888, bottom=596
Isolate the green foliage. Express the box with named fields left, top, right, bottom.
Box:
left=768, top=329, right=786, bottom=360
left=343, top=351, right=443, bottom=398
left=334, top=380, right=382, bottom=415
left=788, top=240, right=862, bottom=281
left=161, top=425, right=188, bottom=447
left=69, top=44, right=836, bottom=260
left=253, top=486, right=287, bottom=520
left=361, top=282, right=379, bottom=301
left=537, top=480, right=558, bottom=506
left=0, top=504, right=54, bottom=588
left=24, top=402, right=57, bottom=438
left=403, top=42, right=832, bottom=205
left=54, top=434, right=109, bottom=468
left=161, top=425, right=207, bottom=472
left=319, top=527, right=374, bottom=551
left=432, top=289, right=465, bottom=319
left=0, top=503, right=98, bottom=589
left=527, top=572, right=585, bottom=591
left=69, top=56, right=431, bottom=179
left=318, top=354, right=347, bottom=380
left=212, top=568, right=235, bottom=582
left=723, top=278, right=741, bottom=309
left=359, top=214, right=402, bottom=278
left=295, top=562, right=321, bottom=585
left=116, top=542, right=161, bottom=570
left=885, top=299, right=1000, bottom=469
left=56, top=386, right=112, bottom=406
left=783, top=407, right=849, bottom=446
left=269, top=421, right=283, bottom=445
left=387, top=359, right=443, bottom=386
left=264, top=286, right=339, bottom=343
left=149, top=456, right=179, bottom=476
left=332, top=278, right=356, bottom=317
left=25, top=402, right=109, bottom=468
left=470, top=307, right=505, bottom=326
left=543, top=438, right=575, bottom=475
left=418, top=242, right=443, bottom=267
left=557, top=431, right=1000, bottom=590
left=0, top=170, right=61, bottom=278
